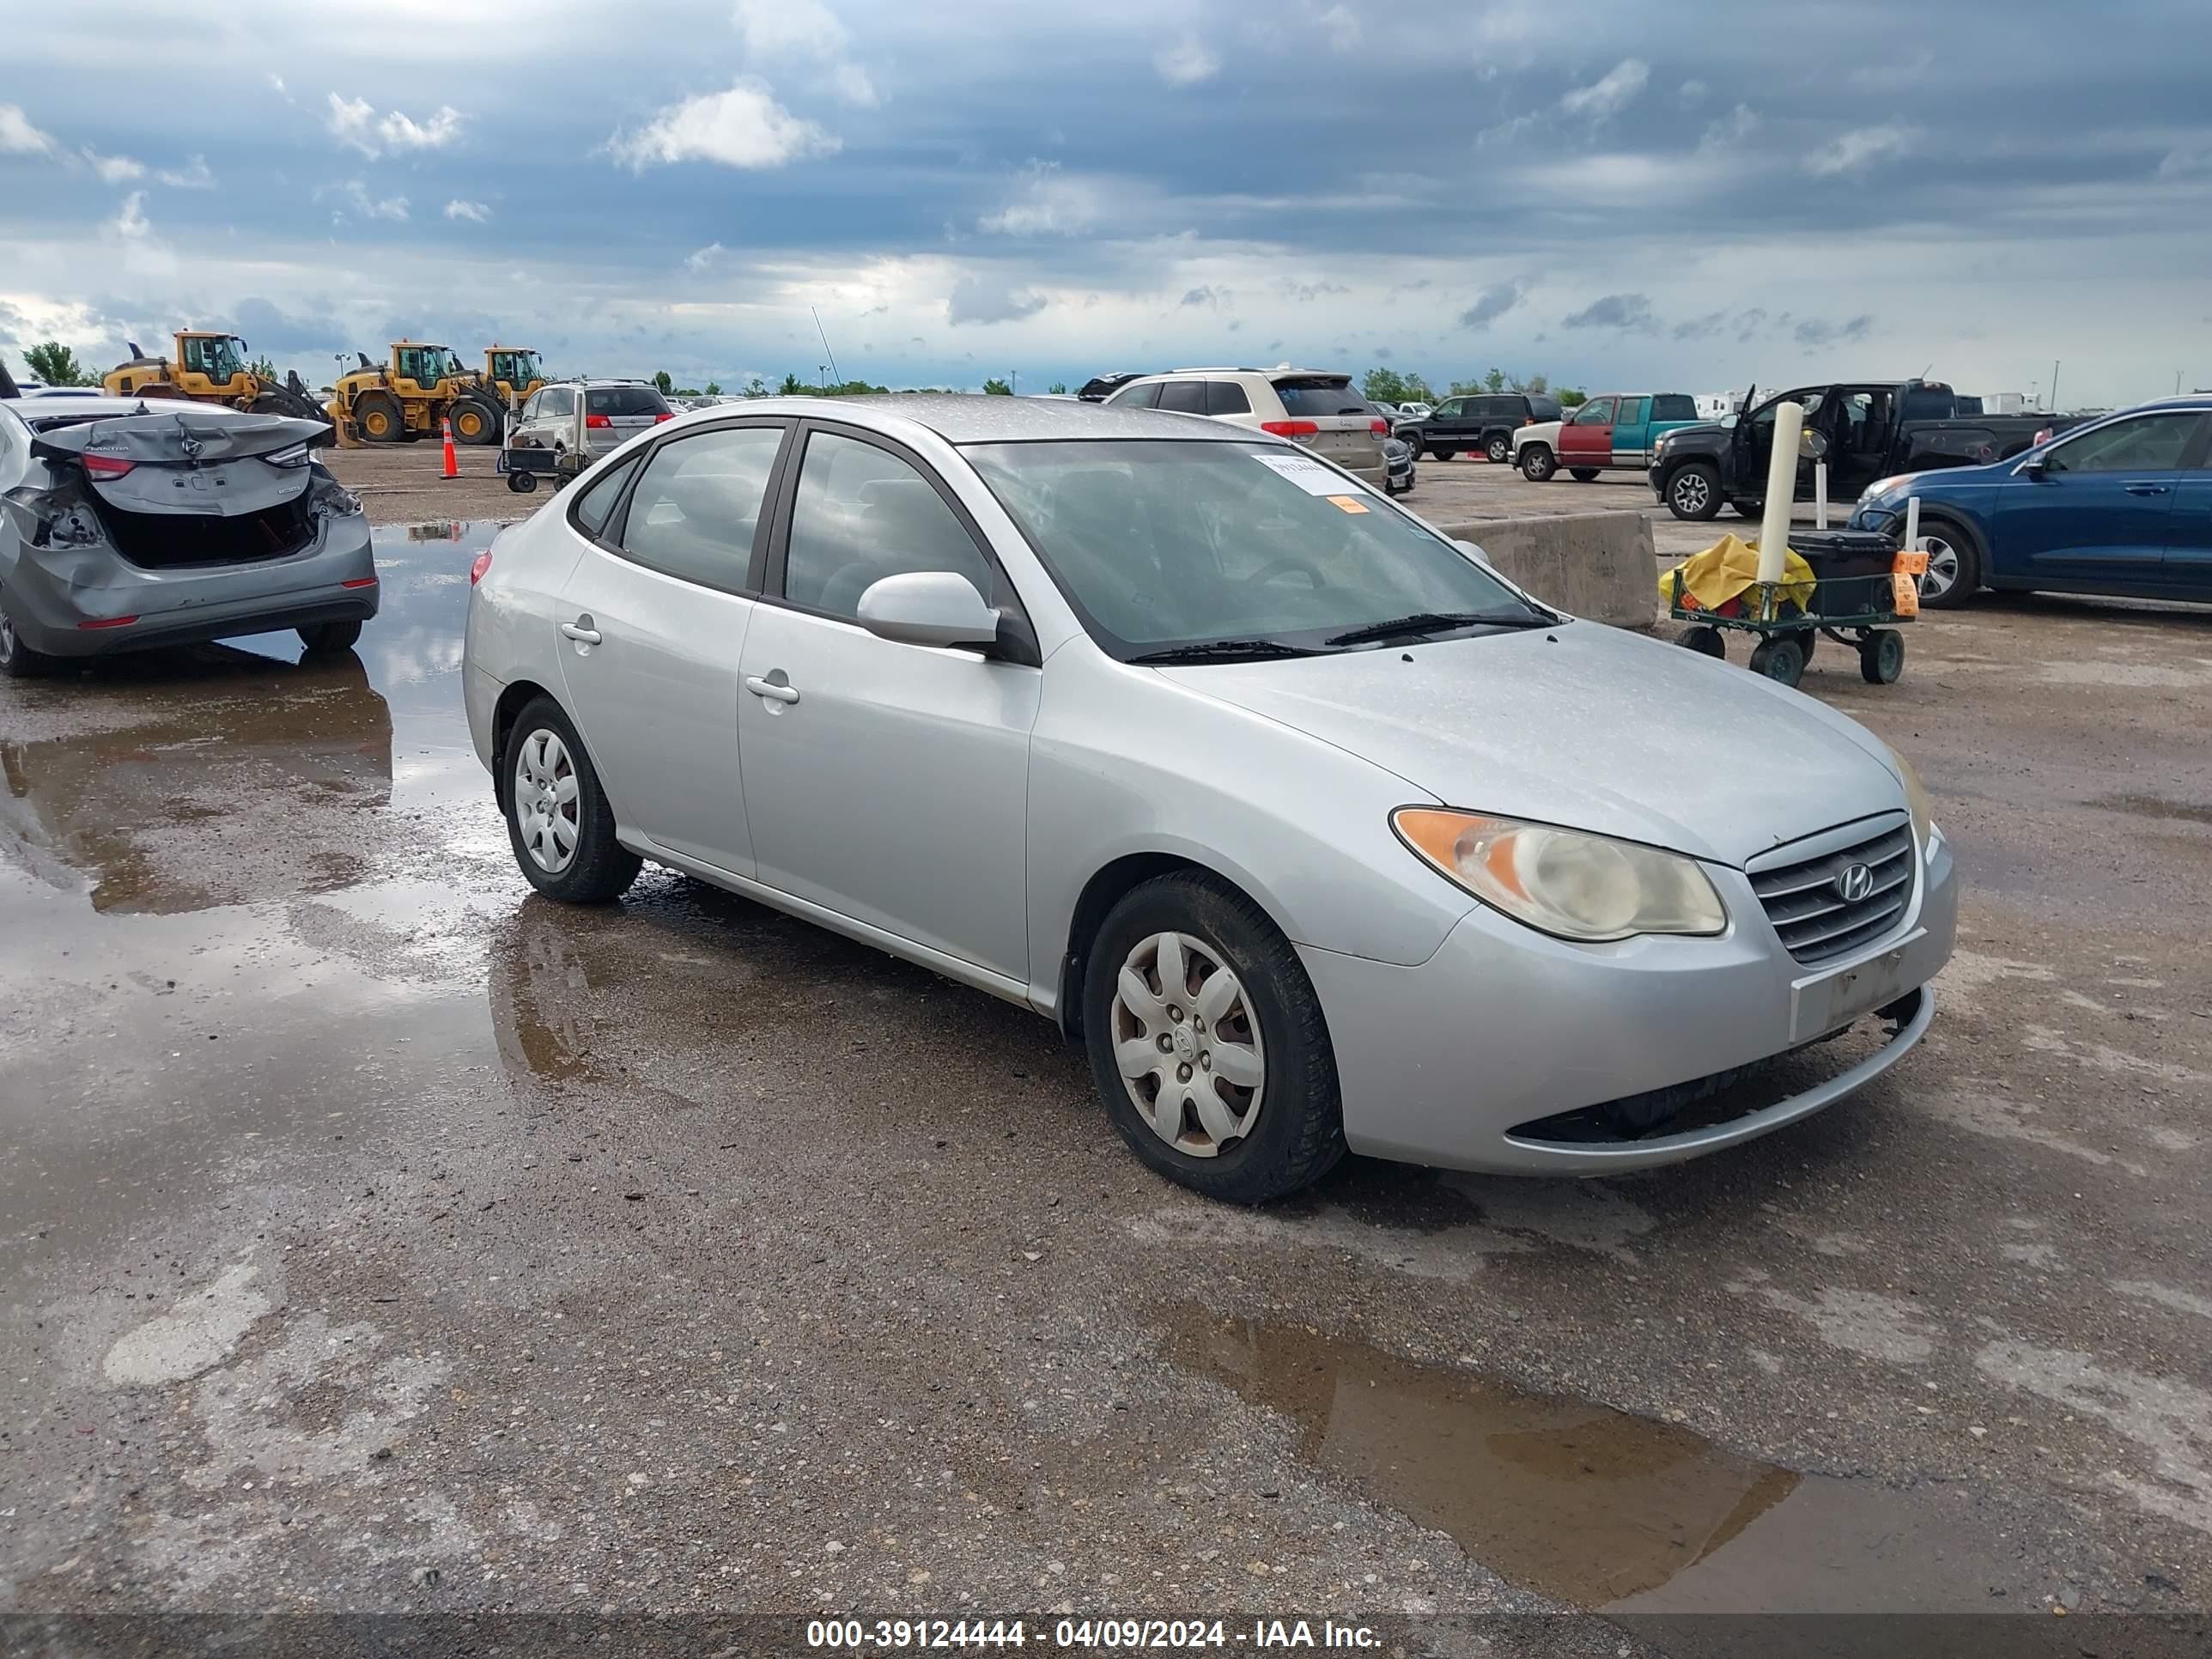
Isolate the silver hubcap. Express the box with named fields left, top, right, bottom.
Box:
left=1111, top=931, right=1266, bottom=1158
left=1918, top=537, right=1959, bottom=599
left=1675, top=472, right=1710, bottom=512
left=513, top=727, right=582, bottom=874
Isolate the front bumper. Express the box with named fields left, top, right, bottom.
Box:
left=1299, top=830, right=1957, bottom=1175
left=7, top=510, right=377, bottom=658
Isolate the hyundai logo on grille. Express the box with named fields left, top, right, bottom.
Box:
left=1833, top=863, right=1875, bottom=903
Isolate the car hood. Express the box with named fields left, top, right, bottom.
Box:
left=1158, top=623, right=1905, bottom=867
left=1515, top=420, right=1563, bottom=448
left=1660, top=419, right=1728, bottom=446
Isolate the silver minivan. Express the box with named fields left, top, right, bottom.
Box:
left=508, top=380, right=672, bottom=477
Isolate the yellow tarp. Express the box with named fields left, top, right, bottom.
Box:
left=1660, top=533, right=1816, bottom=615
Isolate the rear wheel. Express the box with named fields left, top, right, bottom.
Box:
left=1485, top=434, right=1511, bottom=464
left=1666, top=462, right=1722, bottom=521
left=1748, top=635, right=1806, bottom=687
left=502, top=696, right=641, bottom=903
left=1519, top=444, right=1556, bottom=482
left=1084, top=872, right=1345, bottom=1203
left=300, top=619, right=363, bottom=653
left=355, top=392, right=404, bottom=444
left=1859, top=629, right=1905, bottom=684
left=1428, top=446, right=1457, bottom=463
left=0, top=593, right=59, bottom=679
left=452, top=397, right=501, bottom=446
left=507, top=471, right=538, bottom=494
left=1915, top=520, right=1982, bottom=609
left=1570, top=467, right=1601, bottom=482
left=1676, top=624, right=1726, bottom=659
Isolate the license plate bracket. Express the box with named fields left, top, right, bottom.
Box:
left=1790, top=934, right=1919, bottom=1043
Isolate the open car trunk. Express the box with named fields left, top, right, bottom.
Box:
left=31, top=410, right=328, bottom=569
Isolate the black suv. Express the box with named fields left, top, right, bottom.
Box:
left=1413, top=392, right=1565, bottom=464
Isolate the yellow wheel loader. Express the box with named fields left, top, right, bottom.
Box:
left=483, top=346, right=547, bottom=414
left=326, top=342, right=506, bottom=447
left=104, top=331, right=330, bottom=422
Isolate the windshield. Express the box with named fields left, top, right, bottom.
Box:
left=965, top=439, right=1549, bottom=657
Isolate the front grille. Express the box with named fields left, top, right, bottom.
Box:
left=1750, top=821, right=1915, bottom=965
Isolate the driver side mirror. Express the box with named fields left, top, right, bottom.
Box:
left=2020, top=453, right=2049, bottom=478
left=856, top=570, right=1002, bottom=650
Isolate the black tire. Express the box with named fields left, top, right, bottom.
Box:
left=1748, top=636, right=1806, bottom=687
left=354, top=391, right=404, bottom=445
left=0, top=592, right=59, bottom=679
left=452, top=397, right=501, bottom=447
left=508, top=471, right=538, bottom=494
left=1428, top=446, right=1457, bottom=463
left=1859, top=629, right=1905, bottom=684
left=1484, top=434, right=1511, bottom=465
left=299, top=619, right=363, bottom=653
left=1677, top=624, right=1726, bottom=659
left=1083, top=872, right=1346, bottom=1204
left=501, top=696, right=641, bottom=903
left=1519, top=444, right=1556, bottom=482
left=1569, top=467, right=1601, bottom=482
left=1915, top=518, right=1983, bottom=610
left=1666, top=462, right=1723, bottom=521
left=1732, top=499, right=1763, bottom=520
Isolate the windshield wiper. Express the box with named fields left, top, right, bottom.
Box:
left=1325, top=610, right=1552, bottom=647
left=1127, top=637, right=1316, bottom=665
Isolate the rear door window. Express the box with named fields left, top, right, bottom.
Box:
left=1206, top=380, right=1252, bottom=416
left=1616, top=397, right=1649, bottom=427
left=569, top=453, right=641, bottom=540
left=1273, top=379, right=1368, bottom=416
left=1109, top=381, right=1162, bottom=410
left=1157, top=380, right=1209, bottom=415
left=615, top=425, right=786, bottom=590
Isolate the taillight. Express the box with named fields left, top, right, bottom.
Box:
left=653, top=412, right=673, bottom=422
left=82, top=453, right=136, bottom=478
left=1370, top=417, right=1389, bottom=436
left=341, top=576, right=378, bottom=589
left=1261, top=419, right=1319, bottom=438
left=585, top=413, right=612, bottom=429
left=265, top=442, right=311, bottom=468
left=470, top=550, right=494, bottom=585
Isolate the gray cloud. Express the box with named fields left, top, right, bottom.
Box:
left=1794, top=314, right=1875, bottom=347
left=1180, top=284, right=1230, bottom=309
left=1671, top=308, right=1729, bottom=341
left=1562, top=293, right=1657, bottom=331
left=947, top=273, right=1046, bottom=326
left=1457, top=279, right=1526, bottom=331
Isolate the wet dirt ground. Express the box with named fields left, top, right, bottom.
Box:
left=3, top=517, right=2209, bottom=1653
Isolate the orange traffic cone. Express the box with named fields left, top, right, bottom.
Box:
left=441, top=417, right=459, bottom=480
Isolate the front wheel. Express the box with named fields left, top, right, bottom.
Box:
left=1748, top=635, right=1807, bottom=687
left=452, top=397, right=501, bottom=446
left=300, top=619, right=362, bottom=653
left=1485, top=434, right=1511, bottom=464
left=1915, top=522, right=1982, bottom=609
left=1570, top=467, right=1601, bottom=482
left=0, top=595, right=59, bottom=679
left=1084, top=873, right=1345, bottom=1203
left=1427, top=446, right=1457, bottom=463
left=502, top=696, right=642, bottom=903
left=1676, top=624, right=1726, bottom=659
left=1519, top=445, right=1555, bottom=482
left=1859, top=629, right=1905, bottom=684
left=1666, top=462, right=1722, bottom=521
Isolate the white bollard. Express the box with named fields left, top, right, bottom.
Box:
left=1903, top=495, right=1922, bottom=555
left=1755, top=400, right=1803, bottom=586
left=1814, top=463, right=1828, bottom=531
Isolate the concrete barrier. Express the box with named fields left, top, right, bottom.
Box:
left=1437, top=512, right=1659, bottom=630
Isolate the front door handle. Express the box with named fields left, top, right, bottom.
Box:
left=560, top=620, right=602, bottom=644
left=744, top=674, right=799, bottom=705
left=2123, top=483, right=2170, bottom=496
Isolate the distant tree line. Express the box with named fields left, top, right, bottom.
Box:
left=1361, top=365, right=1586, bottom=407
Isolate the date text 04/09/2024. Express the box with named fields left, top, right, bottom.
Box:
left=804, top=1619, right=1382, bottom=1650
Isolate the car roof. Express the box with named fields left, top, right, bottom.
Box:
left=2131, top=395, right=2212, bottom=413
left=672, top=392, right=1264, bottom=445
left=1140, top=367, right=1348, bottom=381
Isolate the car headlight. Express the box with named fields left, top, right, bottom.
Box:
left=1887, top=747, right=1940, bottom=855
left=1392, top=809, right=1728, bottom=942
left=1858, top=471, right=1924, bottom=505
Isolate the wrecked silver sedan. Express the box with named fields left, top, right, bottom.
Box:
left=0, top=396, right=375, bottom=677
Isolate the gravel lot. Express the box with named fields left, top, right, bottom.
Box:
left=3, top=477, right=2209, bottom=1650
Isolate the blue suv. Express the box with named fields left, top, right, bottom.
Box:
left=1848, top=397, right=2212, bottom=606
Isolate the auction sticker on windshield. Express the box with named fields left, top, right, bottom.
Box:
left=1249, top=453, right=1374, bottom=495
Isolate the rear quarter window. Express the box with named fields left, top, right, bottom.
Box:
left=586, top=386, right=671, bottom=416
left=1273, top=379, right=1368, bottom=416
left=1528, top=397, right=1563, bottom=422
left=1108, top=381, right=1162, bottom=410
left=1652, top=394, right=1698, bottom=422
left=1206, top=380, right=1252, bottom=416
left=1157, top=380, right=1209, bottom=415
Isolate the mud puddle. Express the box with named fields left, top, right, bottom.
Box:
left=1170, top=1309, right=2035, bottom=1613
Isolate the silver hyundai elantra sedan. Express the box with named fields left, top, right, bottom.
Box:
left=463, top=395, right=1954, bottom=1202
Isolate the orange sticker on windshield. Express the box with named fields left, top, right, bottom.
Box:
left=1327, top=495, right=1370, bottom=514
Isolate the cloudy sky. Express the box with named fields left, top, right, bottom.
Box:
left=5, top=0, right=2209, bottom=405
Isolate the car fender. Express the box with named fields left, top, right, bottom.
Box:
left=1512, top=420, right=1562, bottom=457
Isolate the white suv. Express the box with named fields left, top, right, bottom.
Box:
left=1106, top=368, right=1389, bottom=487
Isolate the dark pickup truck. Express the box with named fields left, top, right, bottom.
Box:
left=1649, top=380, right=2069, bottom=521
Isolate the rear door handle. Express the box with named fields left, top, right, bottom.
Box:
left=560, top=620, right=602, bottom=643
left=2123, top=483, right=2170, bottom=496
left=744, top=674, right=799, bottom=705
